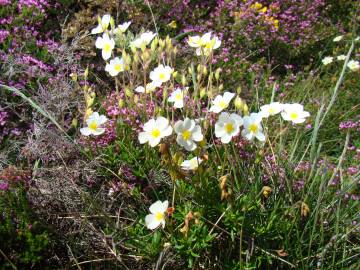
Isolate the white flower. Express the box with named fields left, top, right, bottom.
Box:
left=181, top=157, right=202, bottom=171
left=145, top=200, right=168, bottom=230
left=333, top=35, right=343, bottom=42
left=105, top=57, right=125, bottom=76
left=168, top=88, right=185, bottom=108
left=336, top=55, right=346, bottom=61
left=209, top=92, right=235, bottom=113
left=322, top=56, right=333, bottom=66
left=91, top=14, right=111, bottom=35
left=131, top=31, right=157, bottom=49
left=138, top=117, right=173, bottom=147
left=174, top=118, right=203, bottom=151
left=259, top=102, right=283, bottom=118
left=114, top=21, right=131, bottom=34
left=242, top=113, right=265, bottom=142
left=188, top=32, right=221, bottom=56
left=215, top=112, right=243, bottom=144
left=80, top=112, right=108, bottom=136
left=149, top=64, right=174, bottom=87
left=95, top=33, right=115, bottom=60
left=281, top=103, right=310, bottom=124
left=196, top=36, right=221, bottom=56
left=347, top=60, right=360, bottom=71
left=187, top=35, right=202, bottom=48
left=134, top=82, right=157, bottom=93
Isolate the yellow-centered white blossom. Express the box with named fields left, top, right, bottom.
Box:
left=174, top=118, right=203, bottom=151
left=347, top=60, right=360, bottom=71
left=259, top=102, right=283, bottom=118
left=209, top=92, right=235, bottom=113
left=281, top=103, right=310, bottom=124
left=242, top=113, right=265, bottom=142
left=138, top=117, right=173, bottom=147
left=150, top=64, right=174, bottom=87
left=91, top=14, right=111, bottom=35
left=131, top=31, right=157, bottom=50
left=168, top=88, right=186, bottom=108
left=145, top=200, right=168, bottom=230
left=105, top=57, right=125, bottom=76
left=181, top=157, right=203, bottom=171
left=95, top=33, right=115, bottom=60
left=80, top=112, right=108, bottom=136
left=215, top=112, right=243, bottom=144
left=113, top=21, right=131, bottom=34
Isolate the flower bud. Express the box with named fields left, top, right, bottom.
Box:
left=118, top=98, right=124, bottom=108
left=262, top=186, right=272, bottom=198
left=200, top=88, right=206, bottom=98
left=243, top=103, right=249, bottom=115
left=234, top=96, right=243, bottom=110
left=218, top=84, right=224, bottom=92
left=84, top=67, right=89, bottom=78
left=236, top=86, right=242, bottom=95
left=215, top=68, right=221, bottom=80
left=181, top=75, right=187, bottom=86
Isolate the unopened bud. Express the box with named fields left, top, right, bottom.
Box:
left=118, top=99, right=124, bottom=108
left=215, top=68, right=221, bottom=80
left=234, top=96, right=243, bottom=110
left=236, top=86, right=242, bottom=95
left=218, top=84, right=224, bottom=92
left=243, top=103, right=249, bottom=115
left=202, top=66, right=208, bottom=76
left=84, top=67, right=89, bottom=78
left=181, top=75, right=187, bottom=86
left=200, top=88, right=206, bottom=98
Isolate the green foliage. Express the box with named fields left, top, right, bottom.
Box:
left=0, top=188, right=51, bottom=269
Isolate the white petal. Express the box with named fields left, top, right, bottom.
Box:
left=149, top=201, right=165, bottom=214
left=102, top=49, right=112, bottom=60
left=95, top=37, right=104, bottom=48
left=162, top=126, right=173, bottom=137
left=138, top=132, right=149, bottom=144
left=156, top=117, right=169, bottom=131
left=221, top=134, right=232, bottom=144
left=255, top=132, right=265, bottom=142
left=174, top=120, right=184, bottom=134
left=91, top=25, right=103, bottom=35
left=80, top=127, right=92, bottom=136
left=191, top=126, right=203, bottom=141
left=145, top=214, right=160, bottom=230
left=223, top=92, right=235, bottom=103
left=149, top=136, right=161, bottom=147
left=92, top=128, right=106, bottom=135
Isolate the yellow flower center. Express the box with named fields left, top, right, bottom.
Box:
left=249, top=123, right=258, bottom=133
left=151, top=129, right=161, bottom=138
left=89, top=121, right=98, bottom=130
left=182, top=130, right=191, bottom=140
left=175, top=93, right=183, bottom=100
left=159, top=73, right=166, bottom=81
left=225, top=123, right=234, bottom=133
left=103, top=43, right=111, bottom=52
left=155, top=212, right=164, bottom=221
left=290, top=112, right=298, bottom=120
left=268, top=108, right=275, bottom=114
left=114, top=63, right=122, bottom=72
left=219, top=100, right=227, bottom=109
